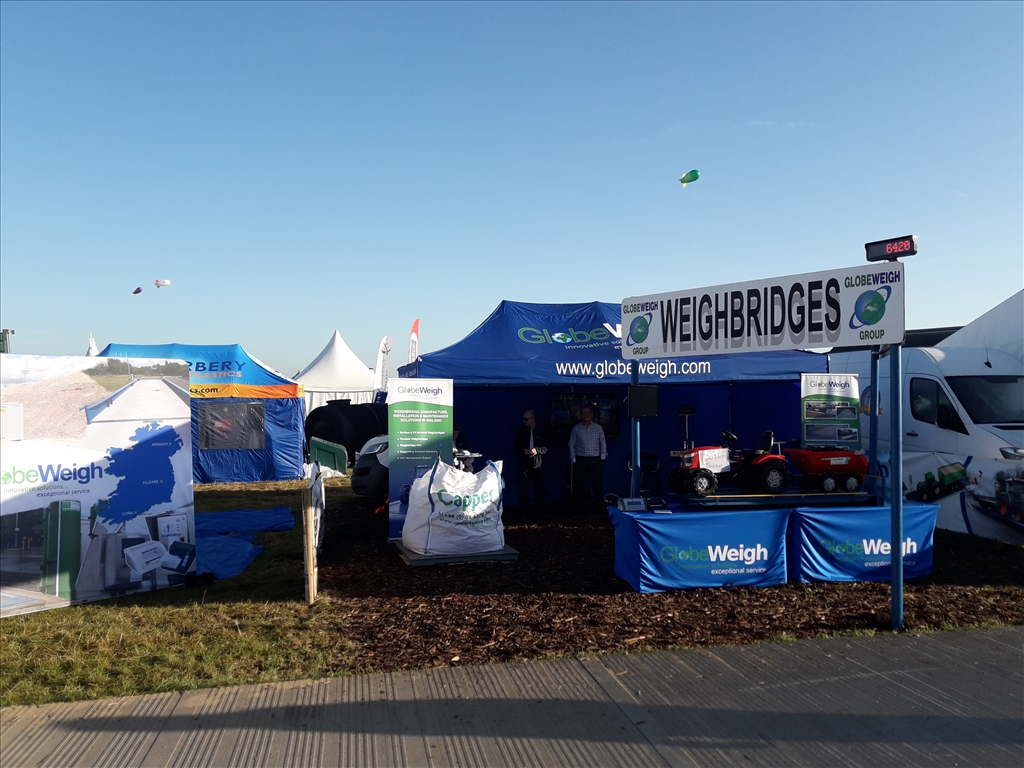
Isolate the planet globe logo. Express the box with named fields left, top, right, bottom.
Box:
left=1, top=471, right=10, bottom=484
left=626, top=313, right=652, bottom=345
left=849, top=287, right=891, bottom=329
left=550, top=332, right=572, bottom=343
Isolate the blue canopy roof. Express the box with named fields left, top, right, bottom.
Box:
left=99, top=343, right=301, bottom=398
left=399, top=300, right=826, bottom=385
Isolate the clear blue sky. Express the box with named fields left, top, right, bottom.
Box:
left=2, top=1, right=1021, bottom=377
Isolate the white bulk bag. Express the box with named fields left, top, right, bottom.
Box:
left=401, top=458, right=505, bottom=556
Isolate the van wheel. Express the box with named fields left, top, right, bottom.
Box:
left=821, top=475, right=839, bottom=493
left=842, top=475, right=862, bottom=493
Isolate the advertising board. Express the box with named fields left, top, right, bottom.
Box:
left=387, top=379, right=453, bottom=539
left=1, top=354, right=195, bottom=617
left=621, top=263, right=905, bottom=360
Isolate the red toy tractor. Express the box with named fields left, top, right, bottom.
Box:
left=670, top=430, right=792, bottom=497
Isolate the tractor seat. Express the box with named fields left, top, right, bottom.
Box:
left=754, top=430, right=774, bottom=455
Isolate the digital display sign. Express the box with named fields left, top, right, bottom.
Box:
left=865, top=235, right=918, bottom=262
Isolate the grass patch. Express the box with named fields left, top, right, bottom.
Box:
left=0, top=478, right=357, bottom=708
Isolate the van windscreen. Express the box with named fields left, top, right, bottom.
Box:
left=945, top=376, right=1024, bottom=424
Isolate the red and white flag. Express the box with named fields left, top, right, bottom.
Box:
left=407, top=319, right=420, bottom=364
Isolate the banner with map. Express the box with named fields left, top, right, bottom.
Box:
left=0, top=354, right=195, bottom=618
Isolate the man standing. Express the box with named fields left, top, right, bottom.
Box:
left=569, top=404, right=607, bottom=509
left=514, top=410, right=547, bottom=507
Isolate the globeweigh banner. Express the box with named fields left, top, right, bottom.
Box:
left=621, top=263, right=905, bottom=360
left=387, top=379, right=453, bottom=539
left=610, top=506, right=789, bottom=593
left=786, top=502, right=938, bottom=583
left=1, top=354, right=195, bottom=618
left=800, top=373, right=861, bottom=446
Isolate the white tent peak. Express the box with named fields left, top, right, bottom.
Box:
left=87, top=333, right=99, bottom=357
left=296, top=330, right=375, bottom=410
left=938, top=290, right=1023, bottom=363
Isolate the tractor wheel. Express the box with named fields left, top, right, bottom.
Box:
left=759, top=463, right=791, bottom=494
left=691, top=469, right=718, bottom=497
left=821, top=475, right=840, bottom=493
left=842, top=474, right=862, bottom=493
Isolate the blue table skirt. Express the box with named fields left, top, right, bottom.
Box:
left=787, top=502, right=939, bottom=583
left=610, top=501, right=939, bottom=593
left=609, top=506, right=790, bottom=593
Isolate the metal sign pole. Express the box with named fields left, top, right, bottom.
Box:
left=869, top=345, right=880, bottom=499
left=889, top=342, right=904, bottom=631
left=630, top=361, right=641, bottom=497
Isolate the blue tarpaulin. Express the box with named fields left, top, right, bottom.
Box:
left=196, top=535, right=264, bottom=580
left=194, top=507, right=295, bottom=579
left=193, top=507, right=295, bottom=535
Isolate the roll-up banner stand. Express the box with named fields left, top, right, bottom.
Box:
left=387, top=379, right=453, bottom=539
left=800, top=373, right=860, bottom=447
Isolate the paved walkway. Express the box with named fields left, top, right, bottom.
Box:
left=2, top=626, right=1021, bottom=767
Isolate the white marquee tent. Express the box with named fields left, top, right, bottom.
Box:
left=938, top=290, right=1023, bottom=364
left=296, top=330, right=375, bottom=412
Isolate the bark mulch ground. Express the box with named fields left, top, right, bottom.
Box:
left=317, top=499, right=1024, bottom=675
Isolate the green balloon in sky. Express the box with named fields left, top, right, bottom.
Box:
left=678, top=169, right=700, bottom=187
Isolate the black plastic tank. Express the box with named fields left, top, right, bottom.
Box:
left=304, top=401, right=388, bottom=463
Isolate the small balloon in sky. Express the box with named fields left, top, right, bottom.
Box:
left=154, top=279, right=171, bottom=288
left=678, top=169, right=700, bottom=187
left=132, top=287, right=143, bottom=295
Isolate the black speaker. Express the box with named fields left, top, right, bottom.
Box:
left=628, top=385, right=658, bottom=418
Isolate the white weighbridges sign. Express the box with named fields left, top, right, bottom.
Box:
left=621, top=263, right=905, bottom=360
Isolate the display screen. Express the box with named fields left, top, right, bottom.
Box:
left=549, top=393, right=620, bottom=437
left=865, top=235, right=918, bottom=262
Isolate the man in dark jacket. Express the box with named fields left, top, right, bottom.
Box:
left=514, top=410, right=547, bottom=507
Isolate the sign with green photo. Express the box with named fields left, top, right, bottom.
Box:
left=387, top=379, right=453, bottom=539
left=800, top=373, right=860, bottom=447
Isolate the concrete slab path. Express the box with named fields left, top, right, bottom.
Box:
left=2, top=626, right=1021, bottom=767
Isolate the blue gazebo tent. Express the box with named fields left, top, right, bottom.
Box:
left=99, top=343, right=306, bottom=484
left=399, top=301, right=828, bottom=499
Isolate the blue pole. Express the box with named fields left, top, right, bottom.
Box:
left=889, top=343, right=904, bottom=631
left=631, top=361, right=641, bottom=497
left=869, top=345, right=880, bottom=501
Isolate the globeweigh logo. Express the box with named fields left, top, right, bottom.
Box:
left=517, top=325, right=618, bottom=346
left=846, top=268, right=900, bottom=341
left=626, top=313, right=652, bottom=345
left=395, top=385, right=443, bottom=397
left=2, top=462, right=105, bottom=487
left=660, top=542, right=769, bottom=569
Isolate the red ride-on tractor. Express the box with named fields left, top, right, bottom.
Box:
left=783, top=447, right=868, bottom=493
left=670, top=430, right=792, bottom=497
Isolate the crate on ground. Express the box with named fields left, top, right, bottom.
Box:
left=310, top=436, right=348, bottom=474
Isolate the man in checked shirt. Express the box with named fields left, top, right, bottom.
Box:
left=569, top=404, right=607, bottom=510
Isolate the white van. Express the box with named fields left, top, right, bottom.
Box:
left=828, top=346, right=1024, bottom=543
